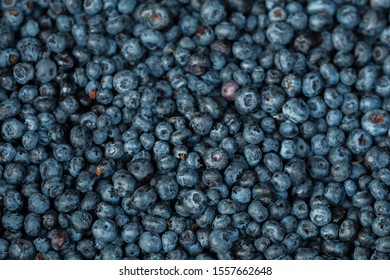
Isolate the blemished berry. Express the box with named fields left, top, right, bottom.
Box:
left=221, top=81, right=239, bottom=101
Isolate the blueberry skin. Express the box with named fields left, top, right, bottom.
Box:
left=120, top=222, right=142, bottom=244
left=161, top=230, right=178, bottom=253
left=230, top=186, right=251, bottom=204
left=2, top=0, right=390, bottom=261
left=378, top=169, right=390, bottom=186
left=138, top=232, right=162, bottom=254
left=260, top=85, right=285, bottom=114
left=142, top=215, right=167, bottom=234
left=340, top=68, right=357, bottom=86
left=41, top=176, right=65, bottom=198
left=372, top=215, right=390, bottom=237
left=34, top=58, right=57, bottom=83
left=28, top=193, right=50, bottom=215
left=266, top=22, right=294, bottom=45
left=359, top=9, right=387, bottom=37
left=322, top=240, right=350, bottom=258
left=364, top=146, right=390, bottom=171
left=302, top=72, right=323, bottom=97
left=332, top=25, right=356, bottom=52
left=296, top=220, right=318, bottom=241
left=190, top=112, right=213, bottom=136
left=54, top=189, right=80, bottom=213
left=8, top=239, right=36, bottom=260
left=24, top=213, right=42, bottom=237
left=262, top=220, right=286, bottom=243
left=268, top=199, right=291, bottom=221
left=361, top=110, right=390, bottom=136
left=320, top=223, right=339, bottom=241
left=33, top=237, right=50, bottom=254
left=91, top=218, right=117, bottom=243
left=120, top=38, right=145, bottom=63
left=323, top=88, right=343, bottom=110
left=3, top=190, right=23, bottom=212
left=232, top=41, right=255, bottom=61
left=324, top=182, right=345, bottom=206
left=46, top=33, right=67, bottom=54
left=375, top=237, right=390, bottom=254
left=336, top=5, right=360, bottom=28
left=13, top=62, right=34, bottom=85
left=328, top=147, right=351, bottom=165
left=2, top=211, right=24, bottom=231
left=280, top=227, right=301, bottom=251
left=203, top=148, right=229, bottom=170
left=356, top=65, right=377, bottom=92
left=310, top=206, right=332, bottom=227
left=282, top=98, right=310, bottom=123
left=209, top=228, right=238, bottom=254
left=270, top=171, right=291, bottom=192
left=244, top=144, right=262, bottom=167
left=181, top=189, right=207, bottom=216
left=201, top=1, right=226, bottom=26
left=1, top=118, right=25, bottom=142
left=233, top=239, right=256, bottom=260
left=360, top=94, right=382, bottom=113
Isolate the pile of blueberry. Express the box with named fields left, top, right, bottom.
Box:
left=0, top=0, right=390, bottom=260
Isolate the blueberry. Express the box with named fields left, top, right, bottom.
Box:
left=2, top=211, right=24, bottom=231
left=190, top=112, right=213, bottom=136
left=244, top=144, right=262, bottom=167
left=209, top=228, right=237, bottom=254
left=229, top=186, right=250, bottom=204
left=372, top=215, right=390, bottom=237
left=282, top=98, right=310, bottom=123
left=180, top=189, right=207, bottom=216
left=268, top=199, right=291, bottom=220
left=364, top=146, right=390, bottom=171
left=9, top=239, right=36, bottom=260
left=233, top=239, right=255, bottom=260
left=54, top=189, right=80, bottom=213
left=302, top=72, right=323, bottom=97
left=375, top=237, right=390, bottom=254
left=243, top=124, right=264, bottom=144
left=203, top=147, right=229, bottom=170
left=296, top=220, right=318, bottom=241
left=91, top=218, right=117, bottom=243
left=28, top=193, right=50, bottom=215
left=1, top=118, right=25, bottom=142
left=232, top=41, right=255, bottom=61
left=33, top=237, right=50, bottom=254
left=1, top=0, right=390, bottom=260
left=34, top=59, right=57, bottom=83
left=24, top=213, right=42, bottom=237
left=4, top=190, right=23, bottom=212
left=356, top=65, right=377, bottom=92
left=361, top=110, right=390, bottom=136
left=294, top=247, right=319, bottom=260
left=310, top=206, right=332, bottom=227
left=322, top=240, right=350, bottom=258
left=266, top=22, right=294, bottom=45
left=201, top=1, right=226, bottom=26
left=282, top=232, right=302, bottom=255
left=262, top=220, right=286, bottom=243
left=138, top=231, right=162, bottom=254
left=120, top=38, right=144, bottom=63
left=260, top=85, right=285, bottom=114
left=371, top=251, right=390, bottom=260
left=332, top=25, right=356, bottom=52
